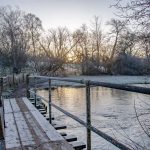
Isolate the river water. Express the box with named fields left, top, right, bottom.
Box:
left=38, top=86, right=150, bottom=150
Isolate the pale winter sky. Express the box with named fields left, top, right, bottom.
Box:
left=0, top=0, right=121, bottom=31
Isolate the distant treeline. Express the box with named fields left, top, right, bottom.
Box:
left=0, top=1, right=149, bottom=75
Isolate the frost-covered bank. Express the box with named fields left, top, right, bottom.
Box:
left=36, top=76, right=150, bottom=88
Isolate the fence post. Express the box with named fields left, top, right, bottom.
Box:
left=86, top=80, right=91, bottom=150
left=0, top=78, right=3, bottom=106
left=13, top=73, right=15, bottom=86
left=22, top=73, right=24, bottom=82
left=48, top=78, right=52, bottom=124
left=26, top=74, right=30, bottom=98
left=34, top=77, right=37, bottom=107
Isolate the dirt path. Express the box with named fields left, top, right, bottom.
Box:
left=10, top=83, right=27, bottom=98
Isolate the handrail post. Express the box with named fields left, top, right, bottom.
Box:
left=0, top=77, right=3, bottom=106
left=49, top=78, right=52, bottom=124
left=26, top=74, right=30, bottom=98
left=13, top=73, right=15, bottom=86
left=34, top=77, right=37, bottom=107
left=22, top=73, right=24, bottom=82
left=86, top=80, right=91, bottom=150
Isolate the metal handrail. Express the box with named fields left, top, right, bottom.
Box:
left=26, top=75, right=147, bottom=150
left=29, top=89, right=131, bottom=150
left=29, top=75, right=150, bottom=95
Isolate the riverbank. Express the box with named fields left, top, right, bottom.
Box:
left=36, top=75, right=150, bottom=89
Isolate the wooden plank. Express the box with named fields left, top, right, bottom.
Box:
left=44, top=114, right=54, bottom=119
left=4, top=113, right=21, bottom=149
left=29, top=98, right=34, bottom=101
left=70, top=141, right=86, bottom=150
left=7, top=97, right=74, bottom=150
left=4, top=98, right=35, bottom=149
left=24, top=112, right=49, bottom=143
left=39, top=110, right=46, bottom=115
left=4, top=99, right=22, bottom=149
left=3, top=99, right=12, bottom=114
left=38, top=108, right=46, bottom=111
left=13, top=112, right=35, bottom=146
left=22, top=97, right=37, bottom=111
left=9, top=98, right=35, bottom=146
left=31, top=101, right=35, bottom=105
left=60, top=132, right=67, bottom=136
left=45, top=116, right=55, bottom=121
left=9, top=98, right=20, bottom=112
left=36, top=104, right=42, bottom=109
left=22, top=97, right=64, bottom=141
left=25, top=112, right=74, bottom=150
left=64, top=135, right=77, bottom=142
left=31, top=110, right=64, bottom=141
left=53, top=124, right=67, bottom=130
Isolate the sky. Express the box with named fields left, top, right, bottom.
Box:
left=0, top=0, right=118, bottom=31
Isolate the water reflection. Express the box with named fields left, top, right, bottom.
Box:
left=38, top=86, right=150, bottom=150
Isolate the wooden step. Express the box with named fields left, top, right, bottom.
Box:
left=53, top=124, right=67, bottom=130
left=60, top=132, right=67, bottom=136
left=29, top=97, right=41, bottom=101
left=36, top=105, right=42, bottom=109
left=38, top=108, right=46, bottom=111
left=39, top=110, right=46, bottom=115
left=31, top=102, right=41, bottom=109
left=31, top=102, right=41, bottom=106
left=70, top=141, right=86, bottom=150
left=37, top=97, right=41, bottom=101
left=45, top=116, right=55, bottom=120
left=64, top=135, right=77, bottom=142
left=31, top=101, right=35, bottom=104
left=38, top=105, right=45, bottom=109
left=29, top=98, right=34, bottom=101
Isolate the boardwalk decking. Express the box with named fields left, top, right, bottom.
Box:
left=3, top=97, right=74, bottom=150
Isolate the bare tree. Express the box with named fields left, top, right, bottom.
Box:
left=91, top=16, right=102, bottom=63
left=24, top=13, right=43, bottom=72
left=106, top=19, right=127, bottom=73
left=0, top=6, right=27, bottom=73
left=112, top=0, right=150, bottom=30
left=111, top=0, right=150, bottom=74
left=107, top=19, right=126, bottom=60
left=37, top=27, right=83, bottom=75
left=72, top=24, right=91, bottom=74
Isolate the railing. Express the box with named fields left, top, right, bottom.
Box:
left=0, top=73, right=27, bottom=103
left=27, top=75, right=150, bottom=150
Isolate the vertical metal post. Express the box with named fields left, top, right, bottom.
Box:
left=34, top=77, right=37, bottom=107
left=13, top=73, right=15, bottom=86
left=19, top=74, right=20, bottom=84
left=86, top=81, right=91, bottom=150
left=26, top=74, right=30, bottom=98
left=0, top=78, right=3, bottom=106
left=22, top=73, right=24, bottom=82
left=49, top=79, right=52, bottom=124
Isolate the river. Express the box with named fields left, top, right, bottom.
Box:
left=38, top=85, right=150, bottom=150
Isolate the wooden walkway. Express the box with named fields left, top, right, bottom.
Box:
left=3, top=97, right=74, bottom=150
